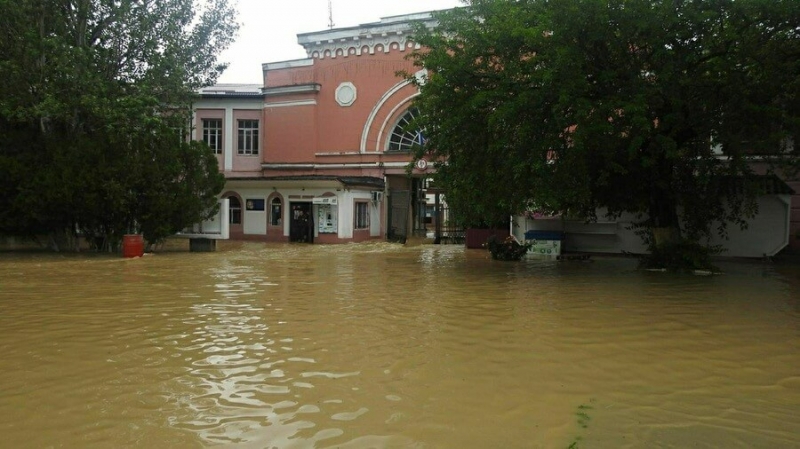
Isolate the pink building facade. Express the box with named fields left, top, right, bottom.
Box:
left=193, top=12, right=437, bottom=243
left=192, top=10, right=800, bottom=255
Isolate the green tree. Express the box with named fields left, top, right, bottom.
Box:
left=409, top=0, right=800, bottom=263
left=0, top=0, right=236, bottom=250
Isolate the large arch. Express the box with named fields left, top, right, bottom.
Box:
left=377, top=97, right=421, bottom=153
left=359, top=69, right=426, bottom=153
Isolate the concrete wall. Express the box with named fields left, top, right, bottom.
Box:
left=514, top=195, right=792, bottom=258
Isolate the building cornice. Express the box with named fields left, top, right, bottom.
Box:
left=262, top=58, right=315, bottom=71
left=225, top=175, right=386, bottom=190
left=262, top=84, right=321, bottom=97
left=262, top=162, right=410, bottom=170
left=296, top=11, right=441, bottom=59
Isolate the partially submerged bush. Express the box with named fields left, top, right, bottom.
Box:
left=486, top=235, right=531, bottom=261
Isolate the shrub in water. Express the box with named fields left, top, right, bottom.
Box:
left=486, top=235, right=531, bottom=261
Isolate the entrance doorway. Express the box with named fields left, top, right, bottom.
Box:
left=387, top=190, right=409, bottom=243
left=289, top=202, right=314, bottom=243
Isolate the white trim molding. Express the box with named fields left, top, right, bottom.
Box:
left=335, top=82, right=357, bottom=107
left=263, top=58, right=315, bottom=71
left=360, top=80, right=411, bottom=152
left=263, top=84, right=321, bottom=97
left=376, top=94, right=419, bottom=153
left=264, top=100, right=317, bottom=108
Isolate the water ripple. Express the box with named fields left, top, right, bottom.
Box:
left=0, top=247, right=798, bottom=447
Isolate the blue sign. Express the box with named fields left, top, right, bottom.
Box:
left=246, top=199, right=265, bottom=211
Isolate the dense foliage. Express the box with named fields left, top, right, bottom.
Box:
left=486, top=235, right=531, bottom=260
left=409, top=0, right=800, bottom=251
left=0, top=0, right=236, bottom=250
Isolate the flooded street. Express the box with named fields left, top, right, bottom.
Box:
left=0, top=242, right=798, bottom=448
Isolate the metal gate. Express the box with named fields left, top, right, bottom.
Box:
left=433, top=202, right=465, bottom=244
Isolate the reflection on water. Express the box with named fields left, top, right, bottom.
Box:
left=0, top=243, right=798, bottom=448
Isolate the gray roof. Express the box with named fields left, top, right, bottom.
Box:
left=719, top=174, right=795, bottom=195
left=198, top=83, right=264, bottom=98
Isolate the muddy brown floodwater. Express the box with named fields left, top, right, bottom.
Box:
left=0, top=242, right=798, bottom=448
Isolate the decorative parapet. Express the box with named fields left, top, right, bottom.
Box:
left=296, top=11, right=440, bottom=60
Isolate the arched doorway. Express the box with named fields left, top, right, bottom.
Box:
left=224, top=193, right=244, bottom=238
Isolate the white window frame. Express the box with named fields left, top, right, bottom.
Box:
left=354, top=201, right=370, bottom=229
left=237, top=119, right=259, bottom=155
left=387, top=108, right=424, bottom=152
left=229, top=196, right=242, bottom=224
left=202, top=118, right=223, bottom=154
left=270, top=197, right=282, bottom=226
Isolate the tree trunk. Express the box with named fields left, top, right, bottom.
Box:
left=652, top=226, right=680, bottom=247
left=649, top=176, right=681, bottom=248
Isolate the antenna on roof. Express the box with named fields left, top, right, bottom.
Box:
left=327, top=0, right=335, bottom=29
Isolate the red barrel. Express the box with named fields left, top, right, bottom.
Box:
left=122, top=234, right=144, bottom=258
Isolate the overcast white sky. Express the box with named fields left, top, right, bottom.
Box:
left=217, top=0, right=464, bottom=83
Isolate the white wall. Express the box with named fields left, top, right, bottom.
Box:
left=184, top=198, right=230, bottom=239
left=370, top=200, right=381, bottom=237
left=242, top=196, right=267, bottom=235
left=514, top=195, right=792, bottom=258
left=337, top=191, right=354, bottom=239
left=707, top=195, right=791, bottom=257
left=223, top=186, right=384, bottom=240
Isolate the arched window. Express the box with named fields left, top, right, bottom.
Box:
left=387, top=108, right=425, bottom=152
left=270, top=197, right=282, bottom=226
left=229, top=196, right=241, bottom=224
